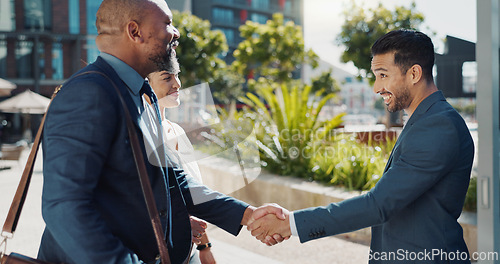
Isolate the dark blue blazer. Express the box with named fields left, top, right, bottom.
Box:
left=38, top=57, right=248, bottom=264
left=294, top=91, right=474, bottom=263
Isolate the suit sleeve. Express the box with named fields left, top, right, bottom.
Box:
left=294, top=115, right=460, bottom=243
left=41, top=78, right=142, bottom=264
left=171, top=143, right=249, bottom=236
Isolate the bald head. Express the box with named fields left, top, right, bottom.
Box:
left=95, top=0, right=179, bottom=77
left=96, top=0, right=147, bottom=36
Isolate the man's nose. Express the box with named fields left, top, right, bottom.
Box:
left=172, top=26, right=180, bottom=40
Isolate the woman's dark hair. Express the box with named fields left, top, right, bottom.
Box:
left=371, top=29, right=434, bottom=83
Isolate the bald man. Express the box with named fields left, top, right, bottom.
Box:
left=37, top=1, right=278, bottom=263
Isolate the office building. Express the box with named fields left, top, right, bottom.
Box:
left=0, top=0, right=303, bottom=97
left=0, top=0, right=103, bottom=97
left=170, top=0, right=304, bottom=62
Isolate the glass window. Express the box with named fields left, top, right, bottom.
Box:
left=69, top=0, right=80, bottom=34
left=284, top=0, right=292, bottom=13
left=87, top=0, right=102, bottom=35
left=252, top=0, right=269, bottom=10
left=0, top=40, right=6, bottom=78
left=16, top=40, right=34, bottom=78
left=38, top=42, right=45, bottom=79
left=86, top=38, right=99, bottom=63
left=24, top=0, right=52, bottom=31
left=214, top=27, right=235, bottom=45
left=251, top=13, right=268, bottom=24
left=52, top=42, right=64, bottom=80
left=0, top=0, right=15, bottom=31
left=213, top=7, right=234, bottom=24
left=462, top=61, right=477, bottom=93
left=86, top=0, right=102, bottom=63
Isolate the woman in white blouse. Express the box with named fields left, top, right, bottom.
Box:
left=148, top=70, right=216, bottom=264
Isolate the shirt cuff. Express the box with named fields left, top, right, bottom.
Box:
left=289, top=211, right=298, bottom=236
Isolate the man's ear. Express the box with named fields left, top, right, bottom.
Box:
left=407, top=64, right=423, bottom=85
left=126, top=20, right=143, bottom=43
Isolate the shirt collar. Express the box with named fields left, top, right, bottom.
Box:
left=406, top=90, right=446, bottom=126
left=99, top=53, right=144, bottom=95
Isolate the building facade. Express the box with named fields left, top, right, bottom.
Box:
left=0, top=0, right=302, bottom=97
left=0, top=0, right=104, bottom=97
left=170, top=0, right=303, bottom=63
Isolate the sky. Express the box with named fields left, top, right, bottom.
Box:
left=303, top=0, right=477, bottom=75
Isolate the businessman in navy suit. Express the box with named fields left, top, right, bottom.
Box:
left=248, top=30, right=475, bottom=263
left=37, top=1, right=282, bottom=263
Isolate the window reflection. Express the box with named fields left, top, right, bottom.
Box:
left=24, top=0, right=52, bottom=31
left=0, top=40, right=6, bottom=78
left=213, top=7, right=234, bottom=24
left=86, top=0, right=101, bottom=63
left=0, top=0, right=16, bottom=31
left=52, top=43, right=64, bottom=80
left=251, top=13, right=268, bottom=24
left=16, top=41, right=34, bottom=78
left=69, top=0, right=80, bottom=34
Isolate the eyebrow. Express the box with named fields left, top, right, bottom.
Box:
left=372, top=67, right=388, bottom=72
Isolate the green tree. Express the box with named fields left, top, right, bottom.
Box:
left=173, top=11, right=244, bottom=102
left=211, top=64, right=245, bottom=105
left=232, top=13, right=318, bottom=84
left=337, top=1, right=428, bottom=82
left=311, top=70, right=341, bottom=96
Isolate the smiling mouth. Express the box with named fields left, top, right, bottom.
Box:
left=170, top=40, right=179, bottom=49
left=381, top=93, right=393, bottom=104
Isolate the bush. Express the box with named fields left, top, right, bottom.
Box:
left=240, top=78, right=344, bottom=177
left=311, top=134, right=394, bottom=191
left=463, top=176, right=477, bottom=212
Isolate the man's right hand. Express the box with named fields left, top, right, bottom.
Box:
left=247, top=204, right=291, bottom=246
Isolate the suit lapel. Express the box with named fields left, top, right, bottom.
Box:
left=93, top=57, right=143, bottom=131
left=93, top=57, right=168, bottom=169
left=383, top=91, right=446, bottom=173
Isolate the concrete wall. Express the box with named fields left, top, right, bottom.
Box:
left=197, top=156, right=477, bottom=255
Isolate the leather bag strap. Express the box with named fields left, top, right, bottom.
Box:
left=80, top=71, right=172, bottom=264
left=1, top=71, right=172, bottom=264
left=2, top=85, right=61, bottom=236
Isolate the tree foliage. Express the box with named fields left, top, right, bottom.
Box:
left=173, top=10, right=244, bottom=102
left=232, top=13, right=318, bottom=84
left=337, top=1, right=427, bottom=82
left=311, top=70, right=341, bottom=96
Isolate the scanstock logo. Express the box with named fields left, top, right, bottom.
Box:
left=140, top=83, right=261, bottom=204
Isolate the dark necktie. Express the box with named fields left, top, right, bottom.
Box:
left=140, top=80, right=174, bottom=246
left=141, top=80, right=162, bottom=124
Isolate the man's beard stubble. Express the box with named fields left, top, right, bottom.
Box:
left=150, top=41, right=180, bottom=74
left=387, top=85, right=411, bottom=113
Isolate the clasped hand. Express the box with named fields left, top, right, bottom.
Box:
left=247, top=204, right=292, bottom=246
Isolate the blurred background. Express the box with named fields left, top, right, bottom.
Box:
left=0, top=0, right=485, bottom=262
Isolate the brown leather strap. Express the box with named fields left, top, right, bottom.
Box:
left=81, top=71, right=172, bottom=264
left=1, top=71, right=172, bottom=264
left=2, top=85, right=61, bottom=236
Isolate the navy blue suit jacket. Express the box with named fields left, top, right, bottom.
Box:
left=38, top=57, right=248, bottom=264
left=294, top=91, right=474, bottom=263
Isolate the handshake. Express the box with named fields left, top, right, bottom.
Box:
left=245, top=204, right=293, bottom=246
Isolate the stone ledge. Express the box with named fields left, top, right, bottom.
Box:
left=197, top=155, right=477, bottom=254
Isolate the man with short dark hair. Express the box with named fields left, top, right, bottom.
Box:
left=249, top=29, right=475, bottom=264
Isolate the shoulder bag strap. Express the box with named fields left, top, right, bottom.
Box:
left=2, top=85, right=61, bottom=237
left=82, top=71, right=172, bottom=264
left=1, top=71, right=172, bottom=264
